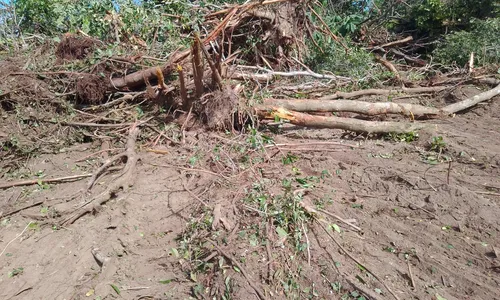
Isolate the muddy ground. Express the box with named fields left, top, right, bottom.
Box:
left=1, top=57, right=499, bottom=300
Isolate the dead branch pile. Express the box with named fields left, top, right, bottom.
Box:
left=43, top=0, right=500, bottom=136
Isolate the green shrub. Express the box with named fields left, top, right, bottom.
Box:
left=305, top=38, right=374, bottom=79
left=433, top=18, right=500, bottom=66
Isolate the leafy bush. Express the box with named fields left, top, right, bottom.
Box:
left=433, top=18, right=500, bottom=66
left=305, top=37, right=374, bottom=79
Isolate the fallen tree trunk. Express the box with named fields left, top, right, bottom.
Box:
left=259, top=99, right=442, bottom=117
left=320, top=86, right=449, bottom=100
left=256, top=107, right=431, bottom=134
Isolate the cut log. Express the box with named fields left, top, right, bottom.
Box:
left=320, top=86, right=449, bottom=100
left=259, top=99, right=442, bottom=117
left=443, top=83, right=500, bottom=114
left=256, top=107, right=431, bottom=134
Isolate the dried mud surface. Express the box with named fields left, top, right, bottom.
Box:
left=0, top=67, right=499, bottom=299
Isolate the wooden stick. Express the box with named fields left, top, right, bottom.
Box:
left=375, top=54, right=402, bottom=83
left=265, top=142, right=359, bottom=149
left=407, top=259, right=416, bottom=290
left=1, top=201, right=44, bottom=218
left=368, top=36, right=413, bottom=49
left=0, top=174, right=92, bottom=190
left=0, top=221, right=33, bottom=258
left=317, top=208, right=362, bottom=232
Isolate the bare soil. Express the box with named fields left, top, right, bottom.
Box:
left=1, top=60, right=499, bottom=300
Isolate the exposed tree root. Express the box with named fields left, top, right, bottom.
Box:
left=59, top=126, right=140, bottom=225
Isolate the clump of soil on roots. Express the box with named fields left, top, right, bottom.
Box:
left=201, top=87, right=239, bottom=131
left=76, top=74, right=107, bottom=105
left=55, top=34, right=96, bottom=61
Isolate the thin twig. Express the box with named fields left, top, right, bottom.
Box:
left=0, top=221, right=33, bottom=258
left=265, top=220, right=273, bottom=283
left=474, top=191, right=500, bottom=197
left=265, top=142, right=359, bottom=149
left=207, top=241, right=266, bottom=300
left=302, top=221, right=311, bottom=266
left=317, top=208, right=362, bottom=232
left=446, top=161, right=452, bottom=185
left=0, top=174, right=92, bottom=190
left=1, top=201, right=44, bottom=218
left=146, top=162, right=229, bottom=180
left=407, top=259, right=416, bottom=290
left=316, top=219, right=400, bottom=300
left=182, top=180, right=209, bottom=207
left=74, top=148, right=123, bottom=162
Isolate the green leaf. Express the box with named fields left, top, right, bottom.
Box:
left=110, top=284, right=120, bottom=295
left=276, top=226, right=288, bottom=238
left=374, top=288, right=382, bottom=294
left=435, top=294, right=447, bottom=300
left=169, top=248, right=179, bottom=258
left=159, top=279, right=173, bottom=284
left=233, top=266, right=241, bottom=273
left=331, top=224, right=341, bottom=233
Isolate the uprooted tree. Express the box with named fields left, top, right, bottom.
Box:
left=2, top=0, right=499, bottom=225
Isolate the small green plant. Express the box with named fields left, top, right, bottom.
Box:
left=282, top=153, right=298, bottom=165
left=429, top=136, right=446, bottom=153
left=385, top=132, right=419, bottom=143
left=222, top=276, right=233, bottom=300
left=8, top=267, right=24, bottom=278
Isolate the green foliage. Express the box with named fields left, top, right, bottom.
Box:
left=382, top=0, right=499, bottom=35
left=305, top=38, right=373, bottom=79
left=433, top=18, right=500, bottom=66
left=10, top=0, right=187, bottom=52
left=13, top=0, right=61, bottom=34
left=429, top=136, right=446, bottom=153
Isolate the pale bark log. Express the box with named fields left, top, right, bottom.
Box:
left=320, top=86, right=448, bottom=100
left=443, top=83, right=500, bottom=114
left=259, top=99, right=442, bottom=116
left=256, top=107, right=431, bottom=134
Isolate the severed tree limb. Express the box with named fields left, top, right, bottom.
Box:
left=443, top=83, right=500, bottom=114
left=375, top=54, right=402, bottom=83
left=227, top=68, right=352, bottom=83
left=368, top=36, right=413, bottom=50
left=320, top=86, right=449, bottom=100
left=59, top=126, right=140, bottom=225
left=259, top=99, right=442, bottom=117
left=256, top=107, right=431, bottom=133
